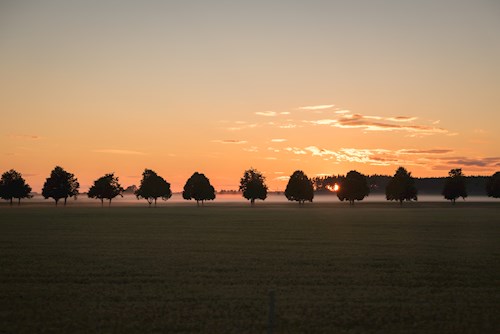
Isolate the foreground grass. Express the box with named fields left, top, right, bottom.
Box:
left=0, top=203, right=499, bottom=333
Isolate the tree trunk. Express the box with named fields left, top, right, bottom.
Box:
left=197, top=200, right=199, bottom=207
left=55, top=198, right=59, bottom=206
left=64, top=197, right=67, bottom=206
left=18, top=198, right=21, bottom=205
left=109, top=199, right=112, bottom=207
left=101, top=199, right=104, bottom=207
left=251, top=198, right=255, bottom=206
left=154, top=198, right=157, bottom=207
left=9, top=198, right=13, bottom=206
left=400, top=199, right=403, bottom=207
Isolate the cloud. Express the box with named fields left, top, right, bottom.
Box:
left=279, top=124, right=298, bottom=129
left=243, top=146, right=259, bottom=152
left=255, top=111, right=277, bottom=117
left=275, top=176, right=290, bottom=181
left=398, top=149, right=453, bottom=154
left=271, top=139, right=287, bottom=142
left=386, top=116, right=418, bottom=122
left=9, top=134, right=41, bottom=140
left=310, top=119, right=338, bottom=125
left=334, top=114, right=448, bottom=134
left=441, top=157, right=500, bottom=167
left=93, top=149, right=147, bottom=155
left=335, top=110, right=350, bottom=114
left=298, top=104, right=335, bottom=110
left=280, top=112, right=291, bottom=115
left=285, top=147, right=307, bottom=155
left=212, top=140, right=248, bottom=144
left=306, top=113, right=447, bottom=134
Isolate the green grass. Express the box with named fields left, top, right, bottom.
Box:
left=0, top=203, right=499, bottom=333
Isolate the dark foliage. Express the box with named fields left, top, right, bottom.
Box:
left=88, top=173, right=124, bottom=206
left=486, top=171, right=500, bottom=198
left=442, top=169, right=467, bottom=204
left=385, top=167, right=418, bottom=205
left=41, top=166, right=79, bottom=206
left=0, top=169, right=32, bottom=205
left=239, top=168, right=268, bottom=205
left=337, top=170, right=369, bottom=205
left=182, top=172, right=215, bottom=206
left=135, top=169, right=172, bottom=206
left=285, top=170, right=314, bottom=204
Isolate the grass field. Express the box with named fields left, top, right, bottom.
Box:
left=0, top=202, right=499, bottom=333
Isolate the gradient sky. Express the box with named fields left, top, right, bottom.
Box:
left=1, top=0, right=499, bottom=192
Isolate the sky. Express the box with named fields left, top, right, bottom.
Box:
left=1, top=0, right=499, bottom=192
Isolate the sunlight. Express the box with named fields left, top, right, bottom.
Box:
left=326, top=183, right=340, bottom=192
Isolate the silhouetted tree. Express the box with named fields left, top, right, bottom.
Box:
left=0, top=169, right=32, bottom=205
left=42, top=166, right=79, bottom=206
left=385, top=167, right=418, bottom=206
left=337, top=170, right=369, bottom=205
left=239, top=168, right=268, bottom=205
left=88, top=173, right=124, bottom=206
left=182, top=172, right=216, bottom=206
left=135, top=169, right=172, bottom=207
left=486, top=171, right=500, bottom=198
left=442, top=168, right=467, bottom=204
left=285, top=170, right=314, bottom=204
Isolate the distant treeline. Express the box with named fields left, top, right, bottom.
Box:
left=313, top=175, right=489, bottom=196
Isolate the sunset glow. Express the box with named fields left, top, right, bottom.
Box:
left=326, top=184, right=340, bottom=192
left=1, top=1, right=498, bottom=192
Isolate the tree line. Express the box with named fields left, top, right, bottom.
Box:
left=1, top=166, right=499, bottom=206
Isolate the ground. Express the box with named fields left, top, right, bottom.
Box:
left=0, top=202, right=499, bottom=333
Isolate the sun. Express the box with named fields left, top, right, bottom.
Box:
left=326, top=183, right=340, bottom=192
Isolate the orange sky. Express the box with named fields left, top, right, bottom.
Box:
left=1, top=1, right=499, bottom=192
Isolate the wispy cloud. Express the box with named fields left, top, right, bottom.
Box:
left=386, top=116, right=418, bottom=122
left=398, top=149, right=453, bottom=154
left=298, top=104, right=335, bottom=110
left=271, top=138, right=287, bottom=142
left=9, top=134, right=41, bottom=140
left=280, top=112, right=291, bottom=115
left=212, top=140, right=248, bottom=144
left=255, top=111, right=277, bottom=117
left=279, top=124, right=298, bottom=129
left=93, top=149, right=147, bottom=155
left=243, top=146, right=259, bottom=152
left=285, top=147, right=307, bottom=155
left=275, top=176, right=290, bottom=181
left=308, top=113, right=448, bottom=134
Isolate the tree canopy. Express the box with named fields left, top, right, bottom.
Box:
left=239, top=168, right=268, bottom=205
left=0, top=169, right=32, bottom=205
left=182, top=172, right=215, bottom=206
left=442, top=168, right=467, bottom=204
left=135, top=169, right=172, bottom=206
left=88, top=173, right=124, bottom=206
left=486, top=171, right=500, bottom=198
left=285, top=170, right=314, bottom=204
left=42, top=166, right=79, bottom=205
left=336, top=170, right=369, bottom=205
left=385, top=167, right=418, bottom=205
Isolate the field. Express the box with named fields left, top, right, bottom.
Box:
left=1, top=202, right=499, bottom=333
